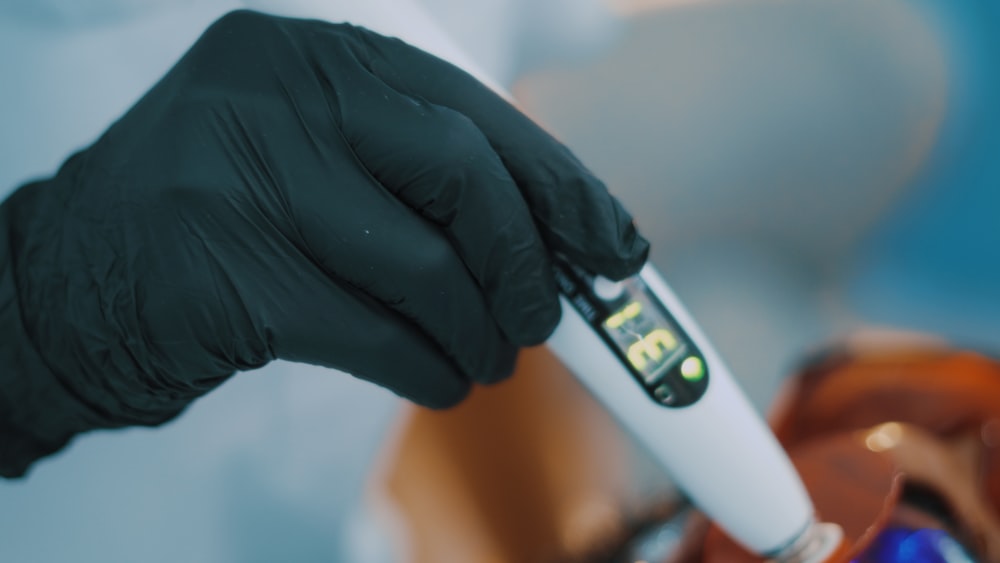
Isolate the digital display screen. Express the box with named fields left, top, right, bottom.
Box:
left=551, top=258, right=710, bottom=408
left=602, top=292, right=701, bottom=386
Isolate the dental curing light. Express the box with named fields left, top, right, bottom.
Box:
left=546, top=259, right=844, bottom=561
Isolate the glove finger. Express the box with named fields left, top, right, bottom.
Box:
left=335, top=75, right=561, bottom=345
left=269, top=267, right=473, bottom=408
left=340, top=24, right=650, bottom=280
left=272, top=121, right=519, bottom=384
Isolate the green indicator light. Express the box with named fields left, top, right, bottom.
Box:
left=680, top=356, right=705, bottom=381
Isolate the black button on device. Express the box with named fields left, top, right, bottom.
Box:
left=653, top=383, right=675, bottom=405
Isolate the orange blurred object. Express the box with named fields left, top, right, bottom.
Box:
left=368, top=338, right=1000, bottom=562
left=704, top=343, right=1000, bottom=561
left=703, top=433, right=894, bottom=562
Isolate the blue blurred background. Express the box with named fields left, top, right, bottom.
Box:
left=847, top=1, right=1000, bottom=350
left=0, top=0, right=997, bottom=561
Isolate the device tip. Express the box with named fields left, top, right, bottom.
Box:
left=769, top=522, right=849, bottom=563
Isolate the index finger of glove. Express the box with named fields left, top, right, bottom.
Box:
left=345, top=25, right=650, bottom=281
left=333, top=72, right=560, bottom=346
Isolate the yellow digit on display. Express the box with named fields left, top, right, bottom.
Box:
left=623, top=301, right=642, bottom=319
left=605, top=301, right=643, bottom=329
left=627, top=329, right=678, bottom=370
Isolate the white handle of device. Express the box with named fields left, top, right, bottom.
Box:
left=547, top=263, right=815, bottom=556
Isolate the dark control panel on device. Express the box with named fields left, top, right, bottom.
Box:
left=553, top=261, right=709, bottom=408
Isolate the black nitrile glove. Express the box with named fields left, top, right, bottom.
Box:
left=0, top=10, right=648, bottom=478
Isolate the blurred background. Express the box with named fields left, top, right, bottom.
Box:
left=1, top=0, right=997, bottom=561
left=505, top=0, right=998, bottom=409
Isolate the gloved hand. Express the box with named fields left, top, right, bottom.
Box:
left=0, top=10, right=648, bottom=477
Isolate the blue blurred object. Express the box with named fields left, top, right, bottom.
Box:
left=854, top=527, right=975, bottom=563
left=848, top=1, right=1000, bottom=347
